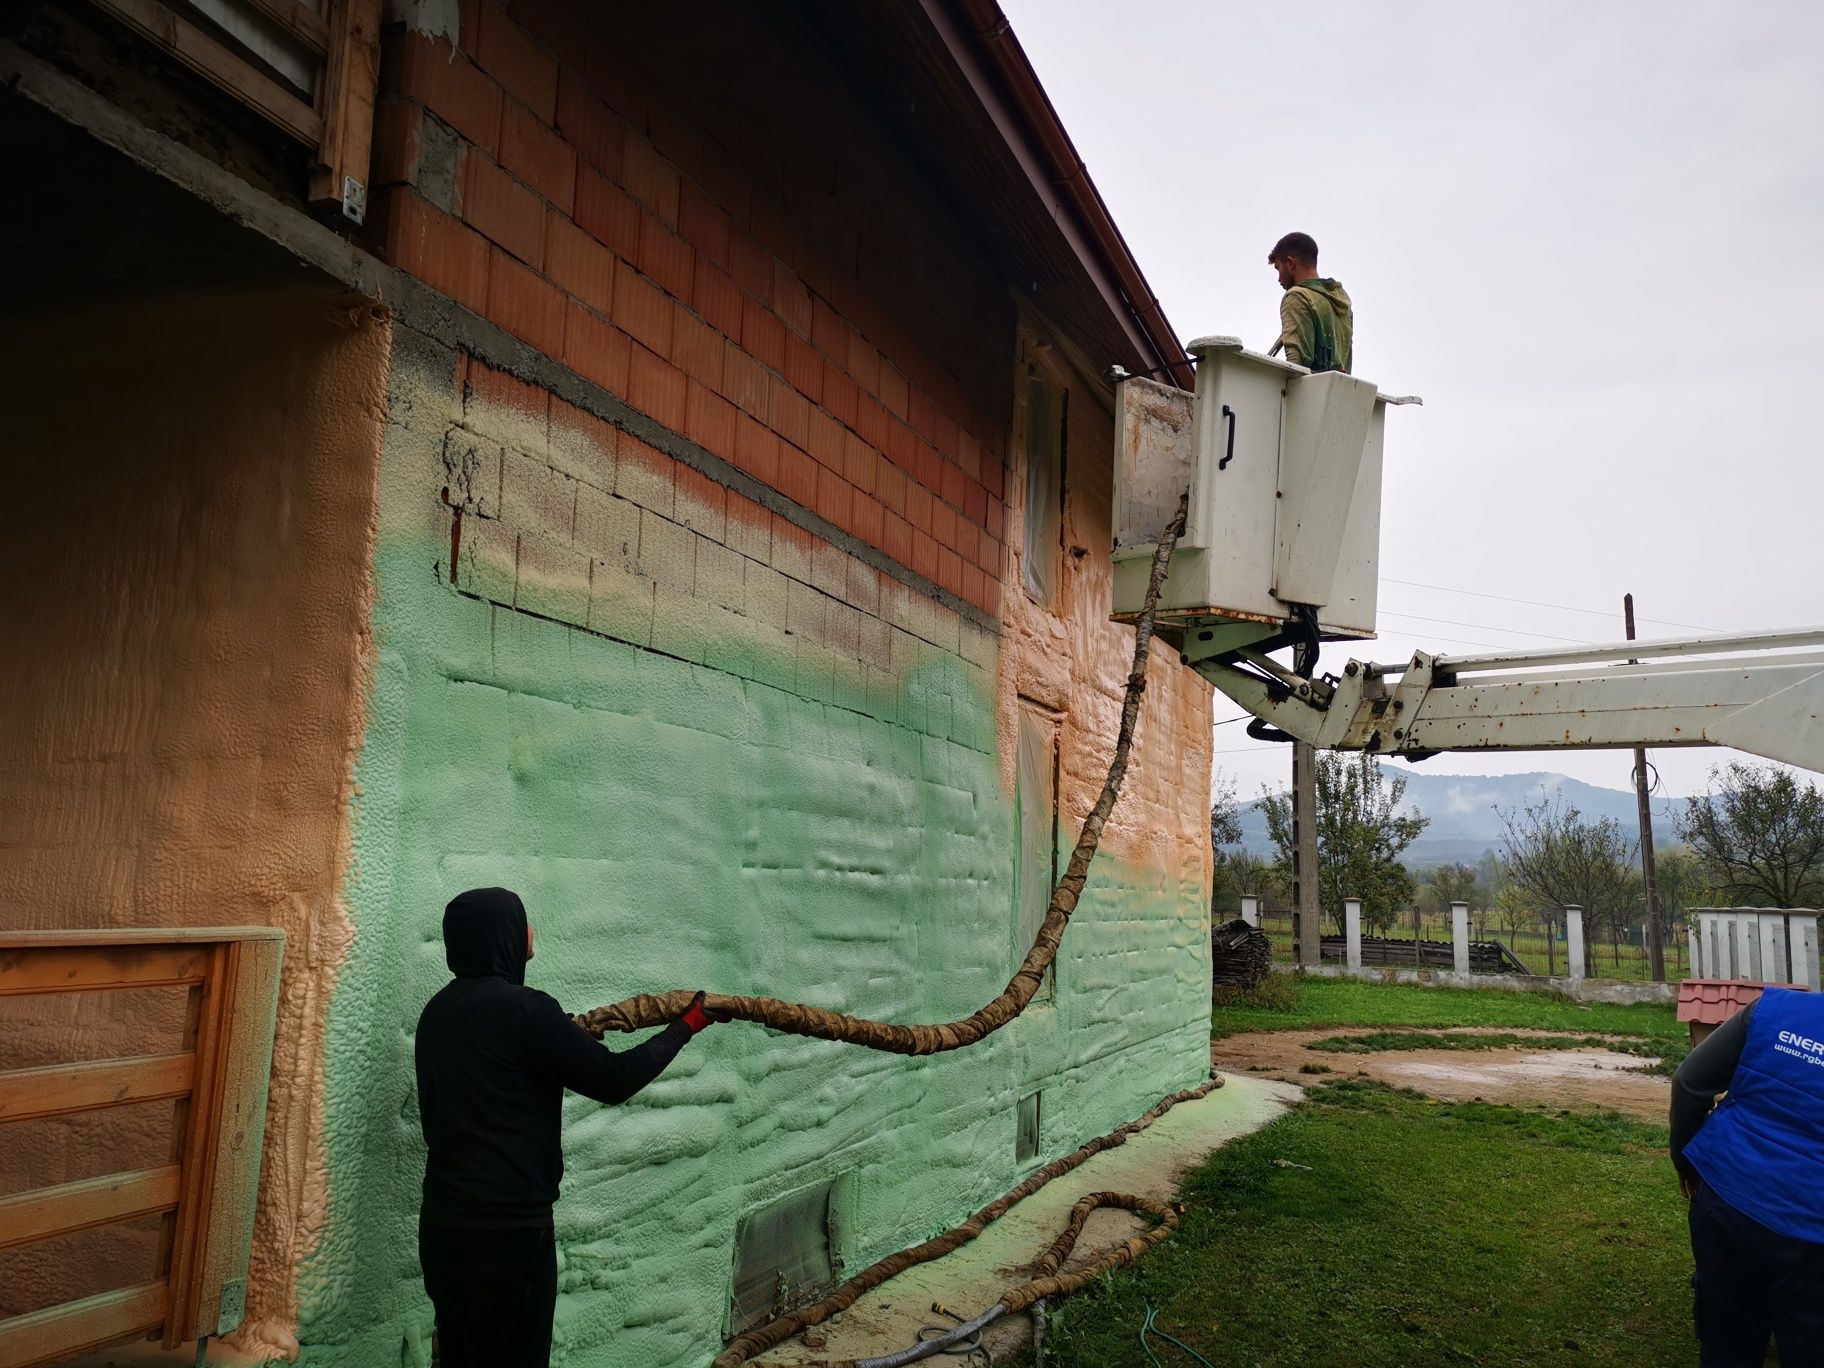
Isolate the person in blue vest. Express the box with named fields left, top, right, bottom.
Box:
left=1670, top=986, right=1824, bottom=1367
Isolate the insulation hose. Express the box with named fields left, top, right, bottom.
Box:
left=572, top=489, right=1190, bottom=1052
left=718, top=1078, right=1221, bottom=1368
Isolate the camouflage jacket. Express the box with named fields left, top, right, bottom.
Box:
left=1277, top=278, right=1353, bottom=374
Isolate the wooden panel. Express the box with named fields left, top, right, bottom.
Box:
left=0, top=1167, right=181, bottom=1250
left=308, top=0, right=381, bottom=220
left=0, top=1283, right=166, bottom=1368
left=87, top=0, right=323, bottom=143
left=0, top=1054, right=194, bottom=1124
left=194, top=936, right=285, bottom=1339
left=234, top=0, right=332, bottom=56
left=0, top=928, right=284, bottom=949
left=0, top=944, right=209, bottom=996
left=164, top=948, right=230, bottom=1346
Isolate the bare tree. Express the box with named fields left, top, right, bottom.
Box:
left=1678, top=762, right=1824, bottom=908
left=1498, top=797, right=1641, bottom=974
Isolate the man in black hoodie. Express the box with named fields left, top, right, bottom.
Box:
left=415, top=886, right=726, bottom=1367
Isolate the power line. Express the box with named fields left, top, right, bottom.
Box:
left=1378, top=576, right=1716, bottom=633
left=1378, top=609, right=1599, bottom=646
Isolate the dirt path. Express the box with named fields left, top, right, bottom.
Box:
left=1211, top=1028, right=1672, bottom=1121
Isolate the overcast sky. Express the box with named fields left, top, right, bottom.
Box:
left=1004, top=0, right=1824, bottom=801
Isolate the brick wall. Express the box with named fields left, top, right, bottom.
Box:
left=371, top=0, right=1011, bottom=619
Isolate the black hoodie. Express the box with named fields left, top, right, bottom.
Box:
left=414, top=887, right=691, bottom=1227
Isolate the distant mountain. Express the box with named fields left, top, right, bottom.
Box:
left=1231, top=767, right=1683, bottom=867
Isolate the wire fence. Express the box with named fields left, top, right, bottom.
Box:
left=1230, top=906, right=1690, bottom=982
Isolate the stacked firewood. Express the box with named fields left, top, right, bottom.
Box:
left=1210, top=918, right=1272, bottom=988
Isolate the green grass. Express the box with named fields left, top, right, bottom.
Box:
left=1302, top=1029, right=1677, bottom=1075
left=1011, top=1079, right=1691, bottom=1368
left=1210, top=974, right=1686, bottom=1072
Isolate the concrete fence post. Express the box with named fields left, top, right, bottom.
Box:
left=1699, top=910, right=1719, bottom=977
left=1736, top=912, right=1762, bottom=981
left=1687, top=924, right=1701, bottom=980
left=1239, top=894, right=1259, bottom=929
left=1565, top=906, right=1586, bottom=981
left=1451, top=901, right=1471, bottom=975
left=1759, top=912, right=1789, bottom=984
left=1344, top=897, right=1362, bottom=971
left=1790, top=913, right=1821, bottom=992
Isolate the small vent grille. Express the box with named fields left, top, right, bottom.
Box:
left=730, top=1181, right=838, bottom=1337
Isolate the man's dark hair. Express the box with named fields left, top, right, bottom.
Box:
left=1270, top=232, right=1319, bottom=263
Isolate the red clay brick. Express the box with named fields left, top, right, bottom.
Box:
left=955, top=428, right=981, bottom=482
left=476, top=2, right=556, bottom=122
left=545, top=212, right=615, bottom=314
left=908, top=389, right=938, bottom=443
left=822, top=364, right=858, bottom=428
left=647, top=100, right=705, bottom=187
left=464, top=153, right=545, bottom=267
left=911, top=529, right=939, bottom=583
left=986, top=497, right=1007, bottom=543
left=456, top=0, right=480, bottom=57
left=676, top=463, right=728, bottom=532
left=816, top=466, right=852, bottom=531
left=729, top=232, right=772, bottom=303
left=556, top=71, right=623, bottom=180
left=637, top=213, right=696, bottom=301
left=575, top=167, right=640, bottom=258
left=774, top=262, right=813, bottom=337
left=940, top=460, right=968, bottom=512
left=582, top=29, right=649, bottom=127
left=509, top=0, right=585, bottom=68
left=776, top=443, right=818, bottom=509
left=722, top=343, right=768, bottom=420
left=679, top=182, right=731, bottom=268
left=963, top=481, right=987, bottom=527
left=734, top=414, right=781, bottom=488
left=912, top=442, right=942, bottom=494
left=623, top=134, right=680, bottom=227
left=811, top=296, right=844, bottom=359
left=692, top=259, right=744, bottom=338
left=552, top=396, right=621, bottom=475
left=847, top=332, right=881, bottom=396
left=501, top=99, right=575, bottom=211
left=878, top=363, right=910, bottom=421
left=487, top=248, right=566, bottom=354
left=375, top=190, right=490, bottom=316
left=883, top=420, right=916, bottom=472
left=672, top=304, right=725, bottom=389
left=882, top=512, right=912, bottom=568
left=384, top=32, right=502, bottom=155
left=930, top=499, right=956, bottom=554
left=855, top=394, right=891, bottom=451
left=370, top=99, right=422, bottom=188
left=852, top=494, right=883, bottom=549
left=805, top=408, right=845, bottom=473
left=783, top=331, right=823, bottom=403
left=565, top=304, right=631, bottom=395
left=843, top=433, right=876, bottom=495
left=938, top=547, right=963, bottom=597
left=742, top=298, right=786, bottom=372
left=685, top=380, right=737, bottom=456
left=982, top=577, right=1002, bottom=618
left=768, top=377, right=810, bottom=452
left=904, top=481, right=934, bottom=535
left=877, top=462, right=906, bottom=516
left=982, top=450, right=1006, bottom=501
left=613, top=267, right=673, bottom=358
left=977, top=526, right=999, bottom=573
left=772, top=513, right=815, bottom=569
left=561, top=302, right=634, bottom=399
left=961, top=562, right=985, bottom=609
left=934, top=411, right=960, bottom=460
left=628, top=344, right=687, bottom=431
left=618, top=436, right=675, bottom=509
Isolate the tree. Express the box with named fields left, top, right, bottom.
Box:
left=1654, top=845, right=1712, bottom=975
left=1677, top=762, right=1824, bottom=908
left=1497, top=797, right=1640, bottom=976
left=1260, top=754, right=1428, bottom=934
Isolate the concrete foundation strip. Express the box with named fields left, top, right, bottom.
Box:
left=572, top=490, right=1190, bottom=1052
left=715, top=1077, right=1223, bottom=1368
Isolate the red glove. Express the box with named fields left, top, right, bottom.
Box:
left=680, top=991, right=732, bottom=1035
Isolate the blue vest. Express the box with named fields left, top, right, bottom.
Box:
left=1684, top=988, right=1824, bottom=1245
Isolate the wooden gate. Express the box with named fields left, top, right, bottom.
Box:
left=0, top=928, right=284, bottom=1368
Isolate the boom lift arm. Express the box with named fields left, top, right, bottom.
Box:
left=1190, top=626, right=1824, bottom=775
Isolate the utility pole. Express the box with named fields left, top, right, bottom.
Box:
left=1292, top=741, right=1321, bottom=967
left=1625, top=593, right=1666, bottom=981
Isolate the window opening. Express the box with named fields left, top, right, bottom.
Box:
left=1016, top=1092, right=1042, bottom=1165
left=1022, top=376, right=1062, bottom=603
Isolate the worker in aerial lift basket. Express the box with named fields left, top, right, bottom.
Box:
left=414, top=886, right=729, bottom=1368
left=1670, top=986, right=1824, bottom=1366
left=1267, top=231, right=1353, bottom=374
